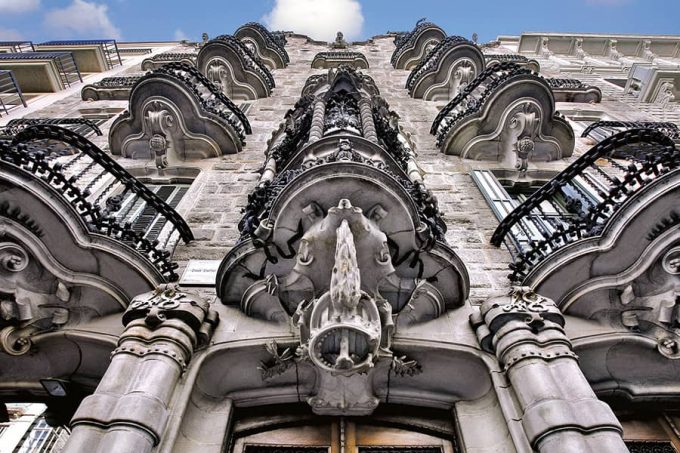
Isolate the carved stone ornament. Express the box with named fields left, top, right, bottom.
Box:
left=123, top=284, right=218, bottom=347
left=432, top=63, right=574, bottom=166
left=219, top=192, right=465, bottom=414
left=234, top=22, right=289, bottom=70
left=197, top=34, right=275, bottom=100
left=391, top=21, right=446, bottom=70
left=472, top=286, right=565, bottom=353
left=109, top=63, right=250, bottom=162
left=311, top=51, right=369, bottom=70
left=406, top=36, right=485, bottom=101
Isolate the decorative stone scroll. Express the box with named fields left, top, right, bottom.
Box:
left=391, top=20, right=446, bottom=70
left=197, top=34, right=275, bottom=100
left=81, top=74, right=143, bottom=101
left=406, top=36, right=485, bottom=101
left=431, top=62, right=574, bottom=171
left=234, top=22, right=289, bottom=70
left=546, top=78, right=602, bottom=103
left=484, top=54, right=540, bottom=72
left=109, top=63, right=251, bottom=163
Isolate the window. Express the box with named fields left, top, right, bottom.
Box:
left=15, top=417, right=70, bottom=453
left=115, top=183, right=190, bottom=246
left=471, top=169, right=603, bottom=252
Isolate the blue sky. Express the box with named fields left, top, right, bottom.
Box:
left=0, top=0, right=678, bottom=44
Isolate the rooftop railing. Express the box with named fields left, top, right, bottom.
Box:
left=0, top=70, right=26, bottom=116
left=38, top=39, right=122, bottom=69
left=0, top=52, right=83, bottom=88
left=0, top=41, right=34, bottom=53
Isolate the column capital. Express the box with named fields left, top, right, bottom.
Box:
left=123, top=284, right=219, bottom=347
left=471, top=286, right=564, bottom=353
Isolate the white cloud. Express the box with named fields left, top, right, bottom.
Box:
left=0, top=0, right=40, bottom=14
left=174, top=29, right=190, bottom=41
left=263, top=0, right=364, bottom=42
left=44, top=0, right=121, bottom=40
left=0, top=27, right=24, bottom=41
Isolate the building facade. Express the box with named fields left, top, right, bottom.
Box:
left=1, top=21, right=680, bottom=453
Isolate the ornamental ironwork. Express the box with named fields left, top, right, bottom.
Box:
left=0, top=125, right=193, bottom=281
left=490, top=128, right=679, bottom=282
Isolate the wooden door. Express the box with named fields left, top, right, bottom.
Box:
left=229, top=405, right=459, bottom=453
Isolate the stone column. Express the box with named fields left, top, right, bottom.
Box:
left=307, top=99, right=326, bottom=144
left=470, top=287, right=628, bottom=453
left=359, top=99, right=378, bottom=144
left=64, top=285, right=218, bottom=453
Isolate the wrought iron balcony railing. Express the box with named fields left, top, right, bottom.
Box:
left=405, top=35, right=473, bottom=91
left=489, top=129, right=679, bottom=282
left=0, top=125, right=193, bottom=281
left=391, top=20, right=442, bottom=67
left=430, top=62, right=534, bottom=145
left=3, top=118, right=103, bottom=137
left=0, top=70, right=26, bottom=116
left=235, top=22, right=290, bottom=65
left=152, top=62, right=252, bottom=139
left=211, top=35, right=276, bottom=90
left=581, top=121, right=680, bottom=141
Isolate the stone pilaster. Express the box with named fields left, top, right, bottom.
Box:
left=64, top=285, right=219, bottom=453
left=307, top=99, right=326, bottom=144
left=359, top=98, right=378, bottom=143
left=470, top=287, right=628, bottom=453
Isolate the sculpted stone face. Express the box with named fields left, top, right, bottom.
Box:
left=278, top=199, right=395, bottom=310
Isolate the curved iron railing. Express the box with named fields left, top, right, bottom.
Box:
left=0, top=125, right=194, bottom=281
left=144, top=62, right=252, bottom=139
left=489, top=129, right=679, bottom=282
left=405, top=35, right=473, bottom=91
left=430, top=62, right=536, bottom=145
left=210, top=35, right=276, bottom=90
left=391, top=20, right=443, bottom=67
left=581, top=121, right=680, bottom=140
left=236, top=22, right=289, bottom=64
left=4, top=118, right=103, bottom=136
